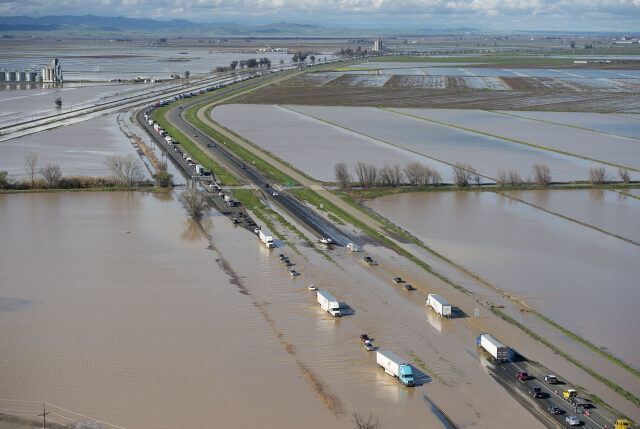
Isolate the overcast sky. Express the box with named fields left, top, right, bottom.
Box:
left=1, top=0, right=639, bottom=31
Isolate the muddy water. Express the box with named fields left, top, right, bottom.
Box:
left=205, top=212, right=544, bottom=428
left=364, top=191, right=640, bottom=365
left=394, top=108, right=640, bottom=171
left=211, top=104, right=449, bottom=182
left=286, top=105, right=606, bottom=183
left=0, top=192, right=336, bottom=428
left=506, top=189, right=640, bottom=243
left=0, top=113, right=151, bottom=179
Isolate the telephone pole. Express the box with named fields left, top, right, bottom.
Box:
left=38, top=403, right=51, bottom=429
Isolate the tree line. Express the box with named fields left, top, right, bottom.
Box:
left=214, top=57, right=273, bottom=73
left=334, top=161, right=632, bottom=190
left=0, top=153, right=172, bottom=190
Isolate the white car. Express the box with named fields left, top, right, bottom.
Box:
left=272, top=192, right=279, bottom=197
left=363, top=341, right=374, bottom=351
left=308, top=284, right=317, bottom=291
left=566, top=416, right=580, bottom=426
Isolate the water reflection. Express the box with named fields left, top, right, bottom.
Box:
left=181, top=217, right=212, bottom=242
left=589, top=188, right=605, bottom=201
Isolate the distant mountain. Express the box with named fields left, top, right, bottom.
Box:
left=0, top=14, right=478, bottom=37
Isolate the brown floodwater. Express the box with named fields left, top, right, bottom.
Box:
left=506, top=189, right=640, bottom=243
left=0, top=192, right=333, bottom=428
left=0, top=191, right=545, bottom=428
left=364, top=191, right=640, bottom=367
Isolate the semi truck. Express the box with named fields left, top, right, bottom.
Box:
left=258, top=229, right=274, bottom=248
left=376, top=350, right=415, bottom=387
left=477, top=333, right=508, bottom=362
left=194, top=164, right=204, bottom=175
left=316, top=290, right=341, bottom=317
left=426, top=294, right=452, bottom=318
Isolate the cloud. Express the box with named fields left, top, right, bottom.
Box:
left=0, top=0, right=638, bottom=30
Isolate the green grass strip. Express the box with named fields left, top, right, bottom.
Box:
left=491, top=308, right=640, bottom=408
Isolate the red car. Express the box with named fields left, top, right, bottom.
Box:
left=516, top=371, right=529, bottom=381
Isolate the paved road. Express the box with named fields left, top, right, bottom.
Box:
left=490, top=355, right=613, bottom=429
left=160, top=81, right=352, bottom=246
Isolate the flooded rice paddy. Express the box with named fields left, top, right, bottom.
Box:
left=210, top=104, right=448, bottom=181
left=364, top=191, right=640, bottom=365
left=393, top=108, right=640, bottom=171
left=0, top=191, right=544, bottom=428
left=0, top=113, right=151, bottom=179
left=284, top=105, right=611, bottom=182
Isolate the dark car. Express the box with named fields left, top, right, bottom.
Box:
left=547, top=405, right=562, bottom=415
left=360, top=334, right=370, bottom=342
left=403, top=284, right=415, bottom=291
left=516, top=371, right=529, bottom=381
left=393, top=277, right=404, bottom=284
left=279, top=254, right=285, bottom=260
left=529, top=386, right=543, bottom=398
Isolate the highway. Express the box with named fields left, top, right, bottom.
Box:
left=168, top=97, right=351, bottom=245
left=489, top=353, right=614, bottom=429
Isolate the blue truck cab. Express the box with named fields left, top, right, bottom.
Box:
left=399, top=364, right=415, bottom=386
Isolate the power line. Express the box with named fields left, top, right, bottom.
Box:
left=37, top=402, right=51, bottom=429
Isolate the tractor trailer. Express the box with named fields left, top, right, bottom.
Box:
left=316, top=290, right=341, bottom=317
left=376, top=350, right=415, bottom=387
left=258, top=229, right=274, bottom=248
left=477, top=333, right=508, bottom=362
left=426, top=294, right=452, bottom=318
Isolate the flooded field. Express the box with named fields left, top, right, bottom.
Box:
left=286, top=105, right=608, bottom=182
left=364, top=191, right=640, bottom=365
left=1, top=42, right=293, bottom=81
left=210, top=104, right=448, bottom=181
left=0, top=192, right=336, bottom=429
left=0, top=112, right=151, bottom=179
left=505, top=189, right=640, bottom=243
left=0, top=83, right=152, bottom=127
left=393, top=108, right=640, bottom=171
left=496, top=110, right=640, bottom=139
left=0, top=191, right=546, bottom=428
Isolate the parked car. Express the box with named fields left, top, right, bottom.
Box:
left=566, top=416, right=580, bottom=426
left=547, top=405, right=561, bottom=415
left=544, top=374, right=558, bottom=384
left=279, top=254, right=285, bottom=260
left=363, top=341, right=374, bottom=351
left=529, top=386, right=543, bottom=398
left=308, top=284, right=317, bottom=291
left=403, top=284, right=415, bottom=291
left=289, top=269, right=297, bottom=277
left=393, top=277, right=403, bottom=284
left=360, top=334, right=370, bottom=342
left=516, top=371, right=529, bottom=381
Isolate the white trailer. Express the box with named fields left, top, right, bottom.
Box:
left=376, top=350, right=415, bottom=386
left=316, top=290, right=341, bottom=317
left=258, top=229, right=274, bottom=248
left=426, top=294, right=452, bottom=318
left=477, top=333, right=508, bottom=362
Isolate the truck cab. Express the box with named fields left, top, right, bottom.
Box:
left=399, top=365, right=415, bottom=387
left=563, top=389, right=578, bottom=398
left=328, top=303, right=341, bottom=317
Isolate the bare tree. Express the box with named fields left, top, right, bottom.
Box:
left=404, top=162, right=426, bottom=186
left=507, top=170, right=522, bottom=187
left=105, top=154, right=144, bottom=185
left=390, top=164, right=403, bottom=186
left=352, top=413, right=381, bottom=429
left=379, top=164, right=402, bottom=187
left=39, top=164, right=62, bottom=188
left=618, top=168, right=630, bottom=184
left=181, top=188, right=211, bottom=220
left=334, top=162, right=351, bottom=190
left=532, top=163, right=551, bottom=186
left=452, top=162, right=475, bottom=187
left=429, top=169, right=442, bottom=186
left=496, top=169, right=508, bottom=187
left=355, top=162, right=378, bottom=188
left=589, top=167, right=606, bottom=184
left=24, top=152, right=38, bottom=188
left=472, top=172, right=482, bottom=186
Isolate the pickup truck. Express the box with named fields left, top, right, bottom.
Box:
left=563, top=389, right=578, bottom=399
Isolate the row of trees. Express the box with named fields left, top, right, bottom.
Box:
left=337, top=46, right=370, bottom=57
left=229, top=57, right=272, bottom=71
left=335, top=161, right=633, bottom=189
left=0, top=153, right=171, bottom=190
